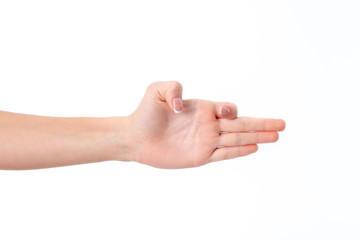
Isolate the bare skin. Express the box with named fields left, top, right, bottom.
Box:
left=0, top=81, right=285, bottom=170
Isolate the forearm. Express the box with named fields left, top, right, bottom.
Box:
left=0, top=110, right=133, bottom=170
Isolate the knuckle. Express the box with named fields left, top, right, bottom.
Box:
left=146, top=81, right=159, bottom=91
left=169, top=81, right=182, bottom=91
left=217, top=135, right=223, bottom=147
left=256, top=132, right=261, bottom=142
left=264, top=119, right=269, bottom=131
left=236, top=133, right=242, bottom=145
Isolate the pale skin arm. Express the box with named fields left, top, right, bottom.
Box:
left=0, top=81, right=286, bottom=170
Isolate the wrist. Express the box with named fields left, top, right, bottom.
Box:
left=103, top=116, right=135, bottom=162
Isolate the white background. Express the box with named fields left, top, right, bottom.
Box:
left=0, top=0, right=359, bottom=239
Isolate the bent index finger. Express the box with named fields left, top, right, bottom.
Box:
left=214, top=102, right=238, bottom=120
left=219, top=117, right=286, bottom=132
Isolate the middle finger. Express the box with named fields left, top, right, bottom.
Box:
left=218, top=131, right=279, bottom=147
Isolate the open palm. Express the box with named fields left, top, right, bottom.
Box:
left=128, top=81, right=286, bottom=169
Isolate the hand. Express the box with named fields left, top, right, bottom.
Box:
left=127, top=81, right=286, bottom=169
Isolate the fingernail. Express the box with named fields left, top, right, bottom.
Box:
left=219, top=106, right=230, bottom=116
left=173, top=98, right=183, bottom=114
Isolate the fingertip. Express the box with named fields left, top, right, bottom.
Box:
left=242, top=144, right=259, bottom=157
left=252, top=144, right=259, bottom=152
left=219, top=106, right=231, bottom=116
left=172, top=97, right=183, bottom=114
left=216, top=103, right=237, bottom=119
left=274, top=132, right=280, bottom=142
left=279, top=119, right=286, bottom=131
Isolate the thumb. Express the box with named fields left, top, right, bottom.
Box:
left=146, top=81, right=183, bottom=113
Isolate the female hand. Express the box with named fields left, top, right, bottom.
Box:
left=127, top=81, right=286, bottom=169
